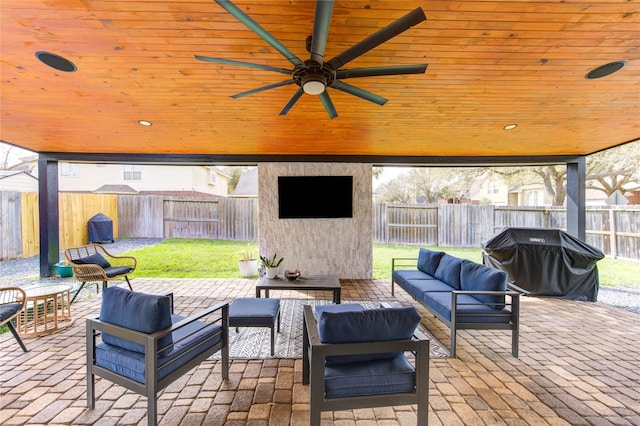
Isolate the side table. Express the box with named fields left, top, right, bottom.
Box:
left=18, top=284, right=73, bottom=337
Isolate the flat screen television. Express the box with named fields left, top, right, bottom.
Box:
left=278, top=176, right=353, bottom=219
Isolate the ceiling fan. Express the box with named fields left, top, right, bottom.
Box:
left=196, top=0, right=427, bottom=118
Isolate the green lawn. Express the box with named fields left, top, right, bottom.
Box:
left=124, top=238, right=640, bottom=289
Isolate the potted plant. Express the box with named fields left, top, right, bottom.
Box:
left=260, top=253, right=284, bottom=279
left=236, top=249, right=258, bottom=278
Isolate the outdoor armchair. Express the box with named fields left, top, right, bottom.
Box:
left=302, top=304, right=430, bottom=426
left=0, top=287, right=28, bottom=352
left=86, top=287, right=229, bottom=426
left=64, top=243, right=137, bottom=303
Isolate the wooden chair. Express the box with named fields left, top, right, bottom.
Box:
left=87, top=287, right=229, bottom=426
left=64, top=243, right=137, bottom=303
left=302, top=304, right=430, bottom=426
left=0, top=287, right=28, bottom=352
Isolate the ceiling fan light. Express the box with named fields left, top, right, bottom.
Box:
left=302, top=76, right=326, bottom=95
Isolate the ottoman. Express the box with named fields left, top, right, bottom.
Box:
left=229, top=297, right=281, bottom=356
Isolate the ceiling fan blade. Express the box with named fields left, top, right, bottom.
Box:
left=319, top=91, right=338, bottom=119
left=330, top=81, right=387, bottom=106
left=309, top=0, right=334, bottom=65
left=326, top=7, right=426, bottom=70
left=215, top=0, right=304, bottom=67
left=231, top=80, right=295, bottom=99
left=279, top=88, right=305, bottom=116
left=195, top=56, right=293, bottom=75
left=336, top=64, right=427, bottom=79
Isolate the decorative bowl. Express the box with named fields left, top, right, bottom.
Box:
left=284, top=269, right=301, bottom=281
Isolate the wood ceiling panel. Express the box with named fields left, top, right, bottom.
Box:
left=1, top=0, right=638, bottom=162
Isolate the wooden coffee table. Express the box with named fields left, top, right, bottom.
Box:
left=256, top=275, right=341, bottom=304
left=18, top=283, right=73, bottom=337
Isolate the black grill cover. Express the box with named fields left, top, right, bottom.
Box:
left=482, top=227, right=604, bottom=302
left=88, top=213, right=114, bottom=244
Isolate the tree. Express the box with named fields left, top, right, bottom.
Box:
left=376, top=177, right=414, bottom=203
left=221, top=166, right=248, bottom=193
left=485, top=140, right=640, bottom=206
left=586, top=140, right=640, bottom=199
left=375, top=167, right=482, bottom=203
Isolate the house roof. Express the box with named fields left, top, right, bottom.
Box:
left=92, top=184, right=139, bottom=195
left=230, top=168, right=258, bottom=197
left=0, top=170, right=37, bottom=180
left=1, top=1, right=638, bottom=164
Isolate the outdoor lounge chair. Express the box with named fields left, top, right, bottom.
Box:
left=302, top=304, right=430, bottom=426
left=86, top=287, right=229, bottom=426
left=65, top=243, right=137, bottom=303
left=0, top=287, right=28, bottom=352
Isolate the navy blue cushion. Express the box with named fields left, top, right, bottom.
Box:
left=417, top=248, right=445, bottom=275
left=402, top=279, right=454, bottom=299
left=99, top=287, right=173, bottom=355
left=95, top=314, right=223, bottom=384
left=318, top=307, right=421, bottom=365
left=434, top=254, right=464, bottom=290
left=75, top=253, right=111, bottom=268
left=0, top=303, right=22, bottom=321
left=422, top=292, right=511, bottom=324
left=314, top=303, right=364, bottom=319
left=324, top=356, right=415, bottom=398
left=104, top=266, right=133, bottom=278
left=392, top=270, right=437, bottom=290
left=229, top=297, right=280, bottom=326
left=460, top=260, right=507, bottom=309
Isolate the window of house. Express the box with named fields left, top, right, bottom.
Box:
left=527, top=191, right=540, bottom=206
left=210, top=170, right=217, bottom=185
left=124, top=165, right=142, bottom=181
left=60, top=163, right=79, bottom=177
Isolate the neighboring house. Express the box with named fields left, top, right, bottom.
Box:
left=467, top=173, right=511, bottom=205
left=229, top=167, right=258, bottom=198
left=0, top=170, right=38, bottom=192
left=11, top=157, right=230, bottom=197
left=507, top=184, right=552, bottom=207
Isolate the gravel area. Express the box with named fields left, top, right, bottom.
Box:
left=0, top=238, right=163, bottom=288
left=1, top=238, right=638, bottom=314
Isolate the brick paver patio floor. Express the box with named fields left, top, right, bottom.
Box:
left=1, top=278, right=639, bottom=425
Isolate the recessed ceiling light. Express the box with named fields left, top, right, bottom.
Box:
left=585, top=61, right=627, bottom=80
left=35, top=51, right=77, bottom=72
left=138, top=120, right=153, bottom=126
left=503, top=124, right=518, bottom=130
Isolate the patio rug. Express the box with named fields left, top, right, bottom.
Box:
left=211, top=299, right=451, bottom=359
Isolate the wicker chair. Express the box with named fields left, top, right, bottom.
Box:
left=0, top=287, right=28, bottom=352
left=65, top=243, right=137, bottom=303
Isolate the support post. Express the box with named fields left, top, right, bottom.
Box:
left=566, top=157, right=586, bottom=241
left=38, top=157, right=59, bottom=277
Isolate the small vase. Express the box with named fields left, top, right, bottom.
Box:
left=266, top=267, right=279, bottom=279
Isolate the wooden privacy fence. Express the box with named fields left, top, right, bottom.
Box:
left=0, top=191, right=118, bottom=261
left=2, top=192, right=638, bottom=261
left=117, top=195, right=258, bottom=241
left=374, top=203, right=640, bottom=261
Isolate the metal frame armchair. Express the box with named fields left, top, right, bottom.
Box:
left=86, top=287, right=229, bottom=426
left=302, top=304, right=430, bottom=426
left=0, top=287, right=28, bottom=352
left=65, top=243, right=137, bottom=303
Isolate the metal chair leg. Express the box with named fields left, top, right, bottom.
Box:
left=6, top=321, right=28, bottom=352
left=124, top=276, right=133, bottom=291
left=70, top=282, right=88, bottom=304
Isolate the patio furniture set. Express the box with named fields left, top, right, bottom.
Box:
left=2, top=245, right=521, bottom=426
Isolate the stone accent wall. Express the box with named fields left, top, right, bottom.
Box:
left=258, top=163, right=372, bottom=279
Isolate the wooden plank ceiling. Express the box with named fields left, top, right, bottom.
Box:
left=1, top=0, right=638, bottom=162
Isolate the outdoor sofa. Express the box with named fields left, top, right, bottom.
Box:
left=392, top=248, right=520, bottom=357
